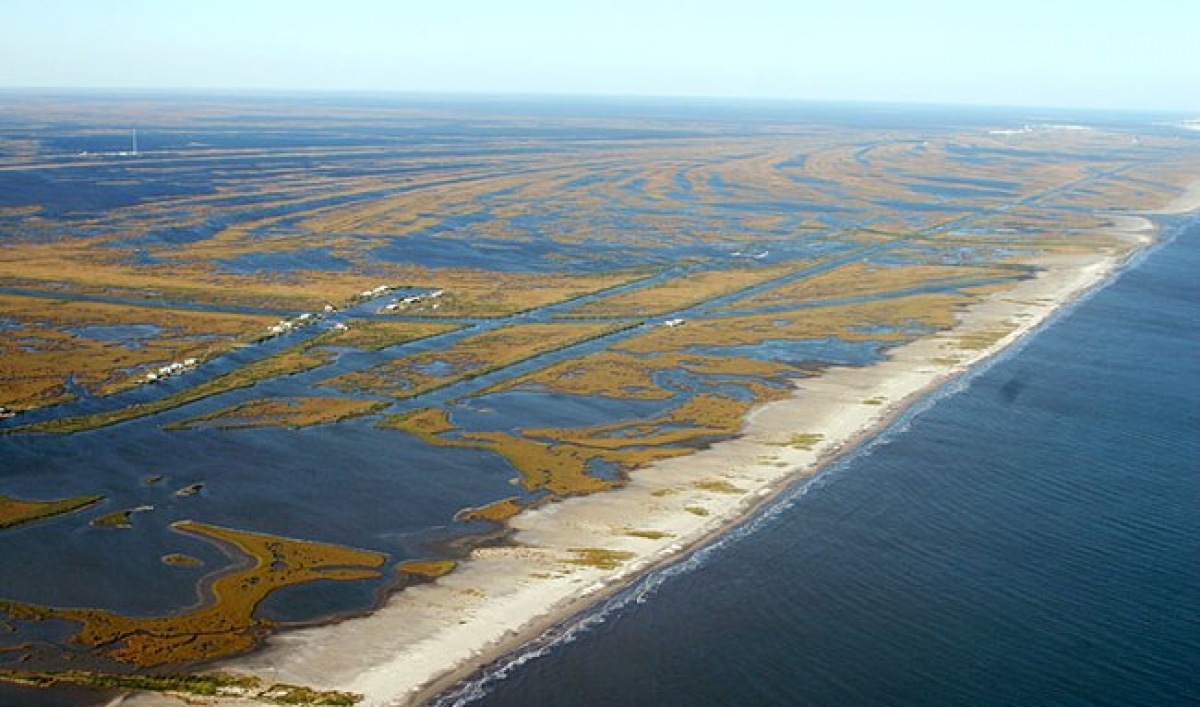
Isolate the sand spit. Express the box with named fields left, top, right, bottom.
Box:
left=119, top=194, right=1197, bottom=707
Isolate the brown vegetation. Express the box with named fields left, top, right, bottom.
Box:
left=0, top=493, right=104, bottom=530
left=0, top=522, right=386, bottom=667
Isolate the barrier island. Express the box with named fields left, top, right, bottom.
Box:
left=0, top=94, right=1198, bottom=706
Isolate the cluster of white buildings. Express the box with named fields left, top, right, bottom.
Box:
left=145, top=358, right=199, bottom=383
left=265, top=303, right=341, bottom=337
left=357, top=284, right=395, bottom=300
left=382, top=289, right=445, bottom=313
left=266, top=313, right=313, bottom=336
left=137, top=283, right=436, bottom=389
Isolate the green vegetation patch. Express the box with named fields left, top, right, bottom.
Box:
left=719, top=261, right=1020, bottom=312
left=168, top=396, right=389, bottom=430
left=90, top=509, right=137, bottom=529
left=0, top=292, right=274, bottom=413
left=692, top=479, right=744, bottom=494
left=11, top=345, right=335, bottom=435
left=398, top=559, right=458, bottom=579
left=0, top=493, right=104, bottom=530
left=786, top=433, right=824, bottom=450
left=379, top=407, right=459, bottom=445
left=307, top=320, right=462, bottom=351
left=565, top=265, right=795, bottom=318
left=161, top=554, right=204, bottom=567
left=456, top=497, right=526, bottom=523
left=0, top=669, right=361, bottom=705
left=0, top=669, right=258, bottom=697
left=955, top=327, right=1012, bottom=351
left=564, top=548, right=636, bottom=571
left=622, top=529, right=674, bottom=540
left=326, top=322, right=630, bottom=400
left=0, top=522, right=387, bottom=668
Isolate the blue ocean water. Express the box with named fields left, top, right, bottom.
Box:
left=456, top=220, right=1200, bottom=707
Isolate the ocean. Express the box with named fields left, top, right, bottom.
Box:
left=456, top=219, right=1200, bottom=707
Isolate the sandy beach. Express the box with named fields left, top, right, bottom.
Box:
left=115, top=189, right=1197, bottom=707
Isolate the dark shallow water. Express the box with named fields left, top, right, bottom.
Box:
left=456, top=222, right=1200, bottom=707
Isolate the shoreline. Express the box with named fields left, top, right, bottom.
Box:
left=407, top=219, right=1161, bottom=707
left=121, top=199, right=1192, bottom=707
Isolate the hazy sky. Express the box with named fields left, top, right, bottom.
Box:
left=2, top=0, right=1196, bottom=111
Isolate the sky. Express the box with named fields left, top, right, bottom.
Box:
left=1, top=0, right=1197, bottom=112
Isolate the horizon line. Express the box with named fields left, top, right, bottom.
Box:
left=0, top=85, right=1195, bottom=117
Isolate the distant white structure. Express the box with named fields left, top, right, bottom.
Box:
left=988, top=123, right=1093, bottom=137
left=116, top=128, right=140, bottom=157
